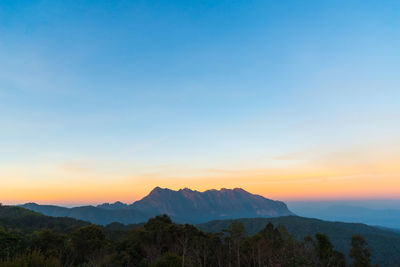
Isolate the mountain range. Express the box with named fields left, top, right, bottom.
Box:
left=21, top=187, right=293, bottom=224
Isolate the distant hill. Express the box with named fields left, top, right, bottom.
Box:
left=0, top=205, right=88, bottom=233
left=21, top=203, right=151, bottom=225
left=288, top=203, right=400, bottom=229
left=198, top=216, right=400, bottom=266
left=21, top=187, right=293, bottom=224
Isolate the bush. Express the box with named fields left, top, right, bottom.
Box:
left=151, top=253, right=182, bottom=267
left=0, top=251, right=62, bottom=267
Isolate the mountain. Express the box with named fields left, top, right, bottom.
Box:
left=288, top=203, right=400, bottom=229
left=21, top=187, right=294, bottom=224
left=130, top=187, right=294, bottom=223
left=198, top=216, right=400, bottom=266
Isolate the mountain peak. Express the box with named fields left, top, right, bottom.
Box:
left=151, top=186, right=162, bottom=191
left=233, top=188, right=246, bottom=192
left=180, top=187, right=193, bottom=192
left=148, top=186, right=170, bottom=196
left=97, top=201, right=129, bottom=210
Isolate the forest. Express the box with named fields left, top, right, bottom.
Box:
left=0, top=205, right=374, bottom=267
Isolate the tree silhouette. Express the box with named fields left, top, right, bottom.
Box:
left=228, top=221, right=246, bottom=267
left=350, top=234, right=371, bottom=267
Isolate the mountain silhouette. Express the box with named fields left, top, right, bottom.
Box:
left=21, top=187, right=293, bottom=224
left=130, top=187, right=293, bottom=222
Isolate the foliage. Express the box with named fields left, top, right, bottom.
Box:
left=198, top=216, right=400, bottom=266
left=150, top=253, right=182, bottom=267
left=0, top=205, right=391, bottom=267
left=0, top=251, right=62, bottom=267
left=350, top=234, right=372, bottom=267
left=71, top=225, right=106, bottom=264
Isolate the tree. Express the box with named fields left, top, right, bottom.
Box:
left=71, top=225, right=106, bottom=264
left=331, top=250, right=346, bottom=267
left=176, top=224, right=198, bottom=267
left=350, top=234, right=371, bottom=267
left=143, top=215, right=177, bottom=262
left=228, top=221, right=246, bottom=267
left=315, top=233, right=334, bottom=266
left=0, top=229, right=25, bottom=260
left=305, top=233, right=346, bottom=267
left=31, top=230, right=65, bottom=258
left=145, top=214, right=173, bottom=232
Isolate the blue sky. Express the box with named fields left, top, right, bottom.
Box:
left=1, top=1, right=399, bottom=204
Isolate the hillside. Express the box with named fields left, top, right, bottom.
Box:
left=21, top=203, right=151, bottom=225
left=198, top=216, right=400, bottom=266
left=0, top=205, right=89, bottom=233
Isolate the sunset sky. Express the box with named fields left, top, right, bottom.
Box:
left=1, top=1, right=399, bottom=205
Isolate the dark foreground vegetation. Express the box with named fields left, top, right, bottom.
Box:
left=0, top=205, right=392, bottom=267
left=198, top=216, right=400, bottom=266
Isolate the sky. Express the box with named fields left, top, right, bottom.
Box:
left=0, top=0, right=399, bottom=205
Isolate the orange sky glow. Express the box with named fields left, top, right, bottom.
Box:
left=1, top=145, right=399, bottom=206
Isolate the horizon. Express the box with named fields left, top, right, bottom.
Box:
left=1, top=1, right=400, bottom=205
left=8, top=186, right=400, bottom=209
